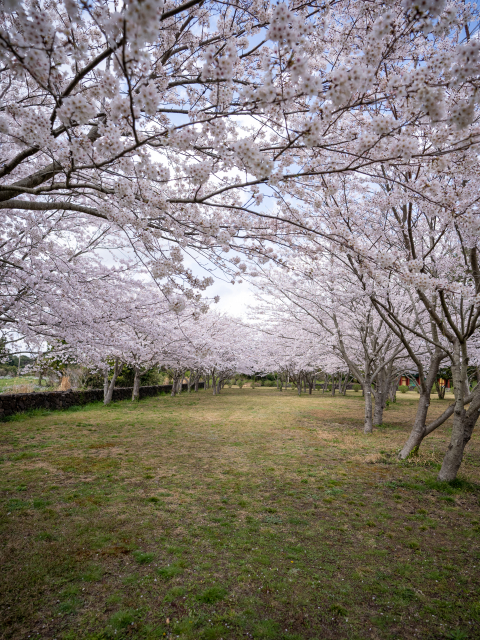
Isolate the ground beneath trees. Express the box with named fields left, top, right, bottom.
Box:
left=0, top=389, right=479, bottom=640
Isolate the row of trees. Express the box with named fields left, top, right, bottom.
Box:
left=1, top=0, right=480, bottom=481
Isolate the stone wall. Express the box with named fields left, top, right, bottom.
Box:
left=0, top=382, right=205, bottom=421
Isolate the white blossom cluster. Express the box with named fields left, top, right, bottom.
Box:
left=125, top=0, right=165, bottom=46
left=450, top=99, right=475, bottom=129
left=168, top=295, right=187, bottom=314
left=94, top=122, right=125, bottom=157
left=267, top=3, right=311, bottom=46
left=188, top=161, right=213, bottom=185
left=417, top=86, right=446, bottom=123
left=328, top=60, right=373, bottom=107
left=389, top=134, right=418, bottom=159
left=217, top=229, right=231, bottom=246
left=57, top=95, right=97, bottom=126
left=402, top=0, right=446, bottom=18
left=453, top=40, right=480, bottom=85
left=169, top=128, right=196, bottom=150
left=201, top=43, right=238, bottom=81
left=232, top=139, right=273, bottom=178
left=137, top=84, right=160, bottom=116
left=18, top=111, right=51, bottom=148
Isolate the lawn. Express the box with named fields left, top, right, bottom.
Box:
left=0, top=388, right=479, bottom=640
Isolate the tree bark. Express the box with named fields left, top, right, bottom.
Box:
left=132, top=366, right=141, bottom=402
left=103, top=371, right=109, bottom=400
left=363, top=378, right=374, bottom=433
left=104, top=358, right=120, bottom=405
left=398, top=348, right=443, bottom=459
left=187, top=371, right=193, bottom=393
left=438, top=341, right=480, bottom=481
left=435, top=380, right=446, bottom=399
left=373, top=366, right=388, bottom=427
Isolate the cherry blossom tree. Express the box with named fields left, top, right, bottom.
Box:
left=1, top=0, right=479, bottom=332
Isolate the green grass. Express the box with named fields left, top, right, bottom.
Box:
left=0, top=388, right=479, bottom=639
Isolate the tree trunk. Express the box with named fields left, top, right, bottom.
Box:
left=389, top=376, right=399, bottom=403
left=195, top=375, right=199, bottom=392
left=187, top=371, right=193, bottom=393
left=438, top=341, right=479, bottom=481
left=331, top=374, right=336, bottom=396
left=104, top=358, right=120, bottom=405
left=297, top=377, right=302, bottom=395
left=372, top=367, right=389, bottom=427
left=38, top=371, right=43, bottom=386
left=435, top=380, right=446, bottom=399
left=341, top=372, right=349, bottom=395
left=103, top=371, right=109, bottom=400
left=132, top=366, right=141, bottom=402
left=398, top=391, right=431, bottom=458
left=398, top=349, right=443, bottom=459
left=363, top=378, right=373, bottom=433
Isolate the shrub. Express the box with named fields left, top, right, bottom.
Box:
left=238, top=381, right=244, bottom=388
left=399, top=385, right=409, bottom=394
left=353, top=383, right=361, bottom=392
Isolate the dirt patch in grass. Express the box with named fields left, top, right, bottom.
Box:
left=0, top=388, right=479, bottom=640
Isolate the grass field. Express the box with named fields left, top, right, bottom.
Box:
left=1, top=388, right=479, bottom=640
left=0, top=377, right=41, bottom=393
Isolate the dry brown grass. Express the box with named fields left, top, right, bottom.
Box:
left=8, top=383, right=35, bottom=394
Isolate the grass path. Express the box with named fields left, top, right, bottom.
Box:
left=0, top=388, right=479, bottom=640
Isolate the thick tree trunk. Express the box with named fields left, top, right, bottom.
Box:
left=297, top=377, right=302, bottom=395
left=398, top=392, right=431, bottom=458
left=438, top=342, right=480, bottom=481
left=195, top=375, right=199, bottom=392
left=104, top=358, right=120, bottom=405
left=331, top=374, right=336, bottom=396
left=171, top=373, right=182, bottom=396
left=103, top=371, right=109, bottom=400
left=132, top=366, right=141, bottom=402
left=38, top=371, right=43, bottom=386
left=398, top=349, right=443, bottom=459
left=363, top=379, right=374, bottom=433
